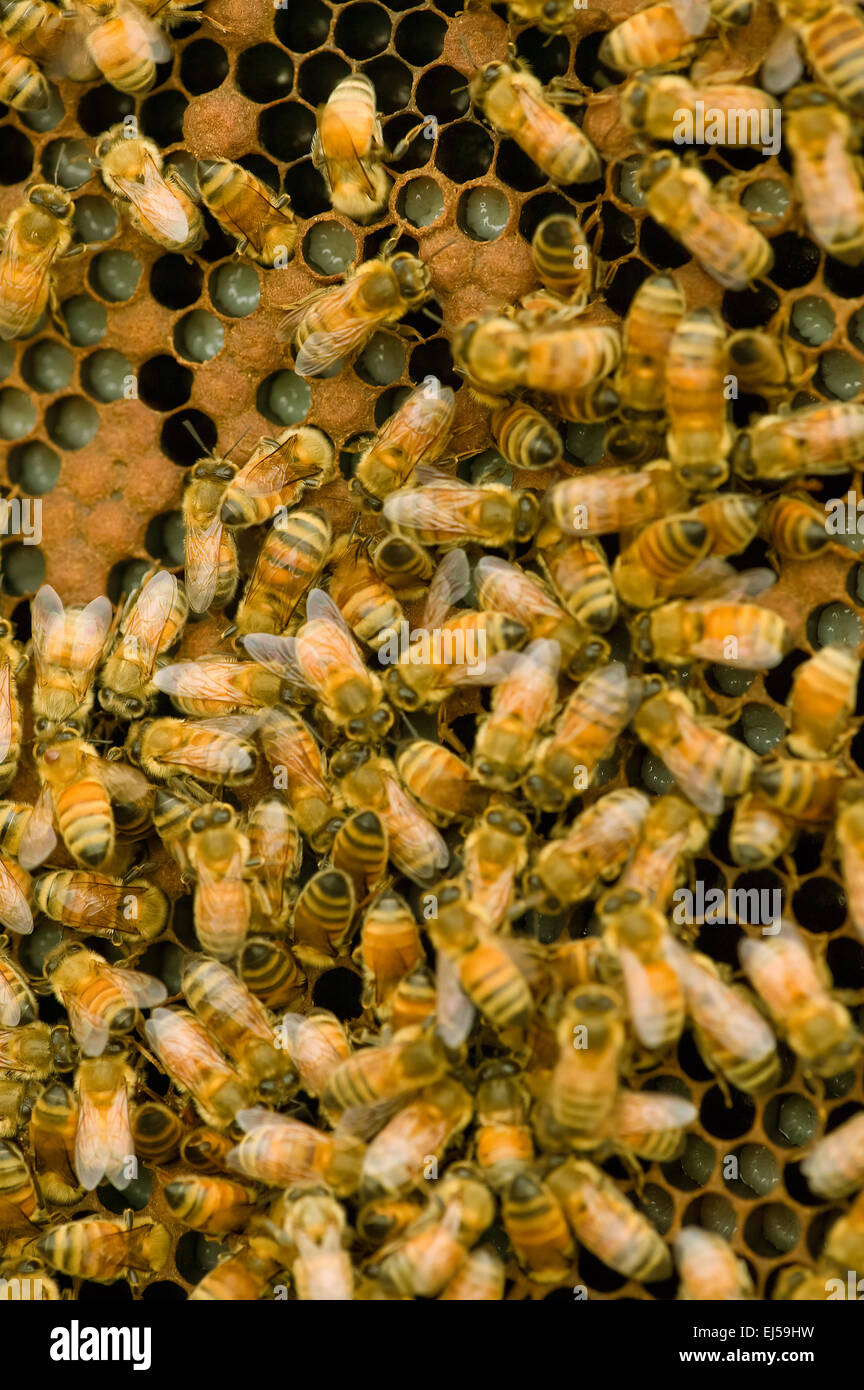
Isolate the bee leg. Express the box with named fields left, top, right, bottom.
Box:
left=387, top=117, right=438, bottom=163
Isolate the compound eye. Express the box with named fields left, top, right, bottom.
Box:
left=213, top=807, right=231, bottom=824
left=190, top=815, right=207, bottom=833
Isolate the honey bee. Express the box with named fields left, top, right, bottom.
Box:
left=185, top=802, right=254, bottom=961
left=460, top=801, right=533, bottom=929
left=474, top=1061, right=534, bottom=1192
left=220, top=426, right=336, bottom=530
left=279, top=245, right=432, bottom=378
left=740, top=920, right=860, bottom=1079
left=131, top=1101, right=183, bottom=1166
left=837, top=794, right=864, bottom=946
left=614, top=514, right=710, bottom=609
left=490, top=402, right=563, bottom=472
left=524, top=662, right=642, bottom=813
left=96, top=124, right=203, bottom=252
left=323, top=1028, right=447, bottom=1117
left=801, top=1109, right=864, bottom=1198
left=331, top=810, right=388, bottom=899
left=243, top=588, right=393, bottom=743
left=524, top=787, right=650, bottom=913
left=370, top=532, right=434, bottom=601
left=756, top=757, right=846, bottom=822
left=383, top=474, right=539, bottom=552
left=473, top=639, right=560, bottom=790
left=187, top=1238, right=284, bottom=1301
left=548, top=1158, right=672, bottom=1283
left=0, top=621, right=24, bottom=797
left=610, top=273, right=685, bottom=420
left=144, top=1007, right=253, bottom=1129
left=352, top=381, right=456, bottom=510
left=19, top=726, right=151, bottom=872
left=182, top=954, right=296, bottom=1104
left=537, top=534, right=618, bottom=634
left=372, top=1166, right=495, bottom=1297
left=531, top=212, right=591, bottom=306
left=501, top=1171, right=575, bottom=1284
left=126, top=715, right=259, bottom=787
left=183, top=455, right=240, bottom=615
left=396, top=741, right=487, bottom=826
left=476, top=555, right=607, bottom=679
left=197, top=156, right=298, bottom=266
left=675, top=1228, right=754, bottom=1300
left=0, top=32, right=49, bottom=109
left=667, top=937, right=782, bottom=1094
left=632, top=592, right=791, bottom=670
left=72, top=1044, right=136, bottom=1191
left=783, top=88, right=864, bottom=261
left=764, top=494, right=830, bottom=560
left=31, top=583, right=112, bottom=735
left=600, top=0, right=713, bottom=73
left=37, top=1215, right=170, bottom=1285
left=390, top=963, right=439, bottom=1033
left=602, top=898, right=685, bottom=1052
left=230, top=509, right=333, bottom=643
left=430, top=886, right=537, bottom=1035
left=98, top=569, right=188, bottom=721
left=69, top=0, right=173, bottom=93
left=729, top=793, right=795, bottom=869
left=227, top=1109, right=364, bottom=1197
left=260, top=707, right=343, bottom=854
left=438, top=1246, right=505, bottom=1301
left=822, top=1187, right=864, bottom=1272
left=545, top=459, right=689, bottom=538
left=273, top=1187, right=354, bottom=1301
left=247, top=794, right=301, bottom=933
left=0, top=1137, right=40, bottom=1223
left=329, top=541, right=404, bottom=653
left=776, top=0, right=864, bottom=115
left=0, top=854, right=34, bottom=940
left=665, top=308, right=733, bottom=490
left=276, top=1009, right=352, bottom=1104
left=44, top=941, right=166, bottom=1059
left=33, top=868, right=169, bottom=942
left=0, top=183, right=82, bottom=341
left=291, top=867, right=356, bottom=971
left=732, top=402, right=864, bottom=480
left=609, top=795, right=706, bottom=913
left=633, top=685, right=756, bottom=815
left=622, top=73, right=778, bottom=145
left=180, top=1125, right=236, bottom=1173
left=354, top=891, right=422, bottom=1015
left=239, top=937, right=305, bottom=1010
left=452, top=313, right=620, bottom=399
left=357, top=1194, right=424, bottom=1245
left=0, top=945, right=36, bottom=1026
left=163, top=1174, right=257, bottom=1235
left=608, top=1087, right=696, bottom=1163
left=470, top=59, right=600, bottom=185
left=0, top=1021, right=75, bottom=1081
left=551, top=985, right=625, bottom=1142
left=787, top=644, right=859, bottom=759
left=637, top=152, right=772, bottom=289
left=361, top=1077, right=473, bottom=1194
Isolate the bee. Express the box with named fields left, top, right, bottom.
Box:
left=637, top=152, right=772, bottom=290
left=33, top=868, right=169, bottom=942
left=260, top=707, right=343, bottom=854
left=44, top=941, right=166, bottom=1058
left=475, top=555, right=607, bottom=679
left=430, top=886, right=537, bottom=1033
left=438, top=1246, right=505, bottom=1301
left=126, top=715, right=259, bottom=787
left=786, top=644, right=859, bottom=759
left=633, top=685, right=756, bottom=816
left=274, top=1187, right=354, bottom=1301
left=276, top=1009, right=352, bottom=1104
left=530, top=213, right=591, bottom=306
left=247, top=794, right=301, bottom=933
left=545, top=460, right=688, bottom=538
left=609, top=795, right=706, bottom=912
left=474, top=1061, right=534, bottom=1192
left=614, top=274, right=685, bottom=419
left=37, top=1215, right=170, bottom=1285
left=361, top=1077, right=473, bottom=1194
left=756, top=757, right=846, bottom=822
left=473, top=639, right=561, bottom=789
left=370, top=532, right=435, bottom=601
left=551, top=985, right=625, bottom=1142
left=0, top=1078, right=34, bottom=1137
left=390, top=962, right=439, bottom=1034
left=232, top=508, right=333, bottom=641
left=524, top=662, right=642, bottom=813
left=31, top=583, right=112, bottom=735
left=279, top=245, right=432, bottom=378
left=490, top=402, right=563, bottom=472
left=547, top=1159, right=672, bottom=1284
left=290, top=867, right=356, bottom=971
left=353, top=891, right=422, bottom=1015
left=183, top=455, right=240, bottom=615
left=801, top=1110, right=864, bottom=1198
left=144, top=1008, right=253, bottom=1130
left=182, top=954, right=296, bottom=1105
left=227, top=1109, right=364, bottom=1197
left=187, top=1238, right=283, bottom=1301
left=599, top=0, right=712, bottom=73
left=0, top=25, right=50, bottom=108
left=0, top=183, right=82, bottom=341
left=184, top=803, right=254, bottom=961
left=732, top=402, right=864, bottom=480
left=332, top=810, right=388, bottom=898
left=823, top=1187, right=864, bottom=1272
left=131, top=1101, right=183, bottom=1166
left=837, top=795, right=864, bottom=946
left=0, top=1257, right=60, bottom=1300
left=525, top=787, right=650, bottom=913
left=0, top=801, right=33, bottom=859
left=778, top=0, right=864, bottom=115
left=537, top=533, right=618, bottom=634
left=180, top=1126, right=236, bottom=1173
left=372, top=1167, right=495, bottom=1298
left=357, top=1194, right=424, bottom=1245
left=547, top=380, right=619, bottom=424
left=352, top=381, right=456, bottom=510
left=153, top=653, right=278, bottom=721
left=30, top=1082, right=82, bottom=1205
left=163, top=1174, right=257, bottom=1235
left=783, top=88, right=864, bottom=262
left=763, top=494, right=831, bottom=560
left=664, top=308, right=733, bottom=490
left=608, top=1087, right=696, bottom=1163
left=729, top=793, right=795, bottom=869
left=98, top=570, right=188, bottom=720
left=0, top=1138, right=40, bottom=1223
left=602, top=898, right=684, bottom=1052
left=96, top=124, right=203, bottom=252
left=667, top=937, right=782, bottom=1095
left=675, top=1229, right=754, bottom=1301
left=464, top=801, right=534, bottom=928
left=220, top=426, right=336, bottom=530
left=739, top=920, right=860, bottom=1079
left=0, top=620, right=25, bottom=797
left=622, top=74, right=778, bottom=146
left=632, top=594, right=791, bottom=670
left=323, top=1029, right=447, bottom=1116
left=0, top=946, right=36, bottom=1027
left=452, top=314, right=620, bottom=399
left=329, top=541, right=404, bottom=653
left=470, top=60, right=600, bottom=185
left=239, top=937, right=305, bottom=1010
left=692, top=494, right=762, bottom=557
left=197, top=156, right=298, bottom=266
left=613, top=514, right=710, bottom=608
left=0, top=1021, right=76, bottom=1081
left=19, top=726, right=151, bottom=872
left=501, top=1172, right=575, bottom=1284
left=243, top=588, right=393, bottom=743
left=396, top=741, right=488, bottom=826
left=72, top=1043, right=137, bottom=1191
left=0, top=845, right=33, bottom=939
left=383, top=475, right=539, bottom=552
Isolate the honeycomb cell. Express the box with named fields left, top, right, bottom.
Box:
left=724, top=1144, right=781, bottom=1200
left=81, top=349, right=133, bottom=404
left=564, top=421, right=606, bottom=465
left=258, top=100, right=316, bottom=164
left=236, top=44, right=294, bottom=104
left=45, top=395, right=99, bottom=450
left=828, top=936, right=864, bottom=990
left=458, top=186, right=509, bottom=241
left=209, top=262, right=260, bottom=317
left=374, top=384, right=412, bottom=427
left=175, top=1231, right=232, bottom=1283
left=574, top=30, right=618, bottom=89
left=599, top=203, right=637, bottom=260
left=41, top=137, right=91, bottom=189
left=140, top=90, right=188, bottom=147
left=61, top=294, right=106, bottom=346
left=741, top=179, right=790, bottom=223
left=174, top=310, right=224, bottom=363
left=515, top=26, right=570, bottom=81
left=639, top=219, right=690, bottom=271
left=739, top=702, right=785, bottom=754
left=303, top=221, right=356, bottom=276
left=7, top=441, right=60, bottom=495
left=312, top=965, right=363, bottom=1018
left=0, top=388, right=36, bottom=440
left=409, top=337, right=459, bottom=390
left=76, top=85, right=134, bottom=136
left=661, top=1135, right=716, bottom=1191
left=282, top=160, right=330, bottom=218
left=145, top=510, right=185, bottom=567
left=363, top=55, right=413, bottom=114
left=792, top=876, right=847, bottom=934
left=744, top=1202, right=800, bottom=1257
left=335, top=3, right=392, bottom=58
left=722, top=283, right=780, bottom=329
left=21, top=84, right=64, bottom=133
left=274, top=0, right=331, bottom=51
left=20, top=340, right=74, bottom=394
left=138, top=355, right=194, bottom=412
left=435, top=120, right=493, bottom=182
left=297, top=52, right=351, bottom=106
left=74, top=196, right=118, bottom=244
left=0, top=126, right=33, bottom=185
left=682, top=1194, right=737, bottom=1239
left=700, top=1086, right=755, bottom=1142
left=161, top=408, right=217, bottom=465
left=394, top=10, right=446, bottom=65
left=808, top=599, right=862, bottom=648
left=2, top=543, right=45, bottom=595
left=824, top=256, right=864, bottom=299
left=616, top=157, right=646, bottom=207
left=141, top=1282, right=186, bottom=1302
left=818, top=349, right=863, bottom=400
left=399, top=176, right=445, bottom=227
left=180, top=38, right=228, bottom=95
left=354, top=333, right=406, bottom=386
left=764, top=1092, right=819, bottom=1149
left=257, top=370, right=311, bottom=426
left=89, top=250, right=143, bottom=303
left=98, top=1166, right=153, bottom=1213
left=791, top=295, right=835, bottom=346
left=151, top=254, right=204, bottom=310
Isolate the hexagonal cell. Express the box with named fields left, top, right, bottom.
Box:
left=458, top=186, right=510, bottom=241
left=394, top=10, right=446, bottom=64
left=398, top=176, right=445, bottom=228
left=274, top=0, right=331, bottom=51
left=303, top=221, right=356, bottom=276
left=741, top=178, right=790, bottom=223
left=81, top=349, right=133, bottom=404
left=74, top=195, right=118, bottom=244
left=744, top=1202, right=800, bottom=1258
left=792, top=875, right=848, bottom=934
left=435, top=120, right=493, bottom=182
left=45, top=395, right=99, bottom=450
left=180, top=38, right=228, bottom=95
left=140, top=90, right=188, bottom=146
left=363, top=54, right=412, bottom=115
left=282, top=160, right=330, bottom=218
left=257, top=370, right=311, bottom=426
left=807, top=599, right=863, bottom=648
left=0, top=128, right=34, bottom=186
left=0, top=388, right=37, bottom=441
left=21, top=83, right=64, bottom=133
left=107, top=557, right=153, bottom=604
left=739, top=702, right=785, bottom=754
left=145, top=510, right=185, bottom=567
left=817, top=348, right=863, bottom=400
left=236, top=43, right=294, bottom=103
left=209, top=263, right=260, bottom=318
left=334, top=3, right=391, bottom=58
left=21, top=340, right=74, bottom=394
left=41, top=137, right=91, bottom=189
left=174, top=311, right=224, bottom=363
left=161, top=409, right=217, bottom=465
left=61, top=294, right=106, bottom=346
left=791, top=294, right=835, bottom=346
left=150, top=254, right=203, bottom=311
left=297, top=52, right=351, bottom=105
left=7, top=442, right=60, bottom=495
left=89, top=250, right=142, bottom=304
left=825, top=256, right=864, bottom=299
left=2, top=543, right=45, bottom=596
left=0, top=342, right=13, bottom=382
left=354, top=332, right=406, bottom=386
left=137, top=355, right=194, bottom=412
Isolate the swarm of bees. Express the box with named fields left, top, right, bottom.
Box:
left=3, top=0, right=864, bottom=1308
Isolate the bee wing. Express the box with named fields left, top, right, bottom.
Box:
left=422, top=551, right=470, bottom=629
left=382, top=485, right=480, bottom=538
left=670, top=0, right=711, bottom=35
left=384, top=777, right=449, bottom=884
left=112, top=149, right=191, bottom=245
left=229, top=436, right=307, bottom=498
left=17, top=786, right=57, bottom=872
left=74, top=1074, right=133, bottom=1191
left=66, top=596, right=114, bottom=696
left=0, top=855, right=33, bottom=937
left=0, top=662, right=13, bottom=770
left=96, top=756, right=152, bottom=803
left=0, top=236, right=59, bottom=340
left=40, top=7, right=101, bottom=82
left=64, top=994, right=110, bottom=1058
left=687, top=630, right=785, bottom=670
left=235, top=1106, right=300, bottom=1133
left=612, top=1088, right=697, bottom=1133
left=739, top=922, right=822, bottom=997
left=435, top=948, right=476, bottom=1048
left=191, top=715, right=262, bottom=737
left=294, top=320, right=372, bottom=378
left=31, top=584, right=65, bottom=680
left=761, top=23, right=803, bottom=93
left=645, top=734, right=725, bottom=816
left=442, top=649, right=523, bottom=689
left=306, top=587, right=356, bottom=637
left=0, top=1195, right=40, bottom=1236
left=260, top=711, right=327, bottom=790
left=241, top=633, right=311, bottom=692
left=119, top=571, right=180, bottom=677
left=0, top=972, right=21, bottom=1027
left=106, top=963, right=168, bottom=1011
left=185, top=511, right=224, bottom=615
left=618, top=947, right=679, bottom=1051
left=154, top=659, right=256, bottom=704
left=666, top=938, right=776, bottom=1060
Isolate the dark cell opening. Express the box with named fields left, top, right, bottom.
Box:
left=297, top=52, right=350, bottom=105
left=700, top=1085, right=756, bottom=1141
left=517, top=190, right=577, bottom=242
left=0, top=126, right=33, bottom=185
left=515, top=26, right=569, bottom=81
left=383, top=113, right=433, bottom=173
left=312, top=967, right=363, bottom=1018
left=409, top=337, right=460, bottom=390
left=138, top=355, right=193, bottom=412
left=180, top=38, right=228, bottom=95
left=79, top=1281, right=134, bottom=1302
left=274, top=0, right=331, bottom=51
left=77, top=84, right=134, bottom=136
left=236, top=44, right=294, bottom=103
left=496, top=139, right=546, bottom=193
left=722, top=282, right=780, bottom=329
left=824, top=255, right=864, bottom=299
left=573, top=30, right=618, bottom=89
left=363, top=55, right=413, bottom=115
left=599, top=203, right=636, bottom=260
left=762, top=648, right=810, bottom=703
left=828, top=936, right=864, bottom=990
left=282, top=160, right=330, bottom=218
left=335, top=3, right=391, bottom=58
left=767, top=232, right=820, bottom=290
left=196, top=208, right=235, bottom=263
left=150, top=254, right=203, bottom=310
left=640, top=218, right=691, bottom=271
left=394, top=10, right=446, bottom=65
left=140, top=90, right=187, bottom=147
left=161, top=409, right=217, bottom=466
left=415, top=64, right=470, bottom=123
left=259, top=101, right=316, bottom=163
left=141, top=1282, right=187, bottom=1302
left=792, top=876, right=847, bottom=934
left=436, top=119, right=493, bottom=181
left=604, top=257, right=653, bottom=317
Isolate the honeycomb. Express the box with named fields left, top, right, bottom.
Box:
left=0, top=0, right=863, bottom=1304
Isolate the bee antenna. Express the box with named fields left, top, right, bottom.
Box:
left=400, top=711, right=420, bottom=739
left=424, top=238, right=458, bottom=262
left=183, top=419, right=211, bottom=455
left=421, top=305, right=444, bottom=328
left=224, top=425, right=252, bottom=459
left=457, top=31, right=475, bottom=68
